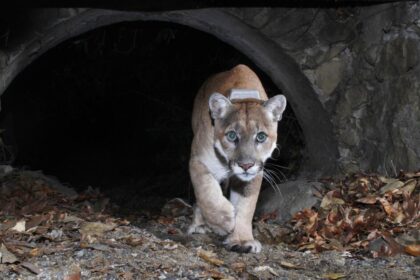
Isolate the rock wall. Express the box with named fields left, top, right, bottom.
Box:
left=227, top=1, right=420, bottom=174
left=0, top=2, right=419, bottom=175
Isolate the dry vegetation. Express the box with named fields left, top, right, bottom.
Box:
left=0, top=168, right=418, bottom=279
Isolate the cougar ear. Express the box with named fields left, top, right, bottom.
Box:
left=264, top=95, right=287, bottom=121
left=209, top=93, right=231, bottom=119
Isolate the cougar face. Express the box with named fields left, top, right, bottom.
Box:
left=210, top=94, right=286, bottom=182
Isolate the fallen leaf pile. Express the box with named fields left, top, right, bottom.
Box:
left=289, top=171, right=420, bottom=257
left=0, top=170, right=128, bottom=276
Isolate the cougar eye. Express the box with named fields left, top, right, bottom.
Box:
left=256, top=132, right=267, bottom=143
left=226, top=131, right=238, bottom=142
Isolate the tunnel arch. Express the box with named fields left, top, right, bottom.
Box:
left=0, top=8, right=338, bottom=175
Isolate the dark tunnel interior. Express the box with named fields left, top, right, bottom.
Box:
left=0, top=21, right=305, bottom=209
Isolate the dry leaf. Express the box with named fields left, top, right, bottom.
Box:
left=259, top=211, right=278, bottom=222
left=231, top=262, right=246, bottom=272
left=83, top=243, right=110, bottom=251
left=373, top=233, right=404, bottom=257
left=254, top=265, right=279, bottom=276
left=124, top=236, right=144, bottom=246
left=321, top=272, right=347, bottom=279
left=10, top=219, right=26, bottom=232
left=366, top=229, right=380, bottom=240
left=167, top=228, right=178, bottom=235
left=298, top=243, right=316, bottom=251
left=62, top=214, right=85, bottom=223
left=161, top=198, right=192, bottom=217
left=380, top=180, right=404, bottom=194
left=399, top=179, right=417, bottom=195
left=404, top=244, right=420, bottom=256
left=0, top=243, right=18, bottom=264
left=378, top=198, right=396, bottom=217
left=157, top=216, right=174, bottom=225
left=401, top=171, right=420, bottom=179
left=321, top=192, right=345, bottom=209
left=204, top=269, right=228, bottom=279
left=198, top=248, right=224, bottom=266
left=21, top=262, right=41, bottom=275
left=64, top=272, right=81, bottom=280
left=29, top=248, right=43, bottom=257
left=119, top=272, right=134, bottom=280
left=378, top=176, right=397, bottom=184
left=79, top=222, right=117, bottom=241
left=393, top=211, right=405, bottom=224
left=162, top=241, right=178, bottom=250
left=0, top=219, right=18, bottom=231
left=26, top=215, right=47, bottom=230
left=356, top=196, right=377, bottom=204
left=64, top=264, right=81, bottom=280
left=279, top=260, right=302, bottom=269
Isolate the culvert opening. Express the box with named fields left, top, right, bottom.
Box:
left=0, top=21, right=305, bottom=211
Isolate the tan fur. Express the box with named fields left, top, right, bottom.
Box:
left=188, top=65, right=286, bottom=253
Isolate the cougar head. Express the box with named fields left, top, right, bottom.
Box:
left=209, top=92, right=287, bottom=182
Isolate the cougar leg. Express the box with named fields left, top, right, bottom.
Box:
left=189, top=158, right=235, bottom=235
left=224, top=173, right=263, bottom=253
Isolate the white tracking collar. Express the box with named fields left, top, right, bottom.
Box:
left=229, top=89, right=261, bottom=101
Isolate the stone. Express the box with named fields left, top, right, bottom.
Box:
left=242, top=8, right=273, bottom=29
left=262, top=9, right=319, bottom=51
left=0, top=165, right=13, bottom=176
left=395, top=229, right=420, bottom=246
left=339, top=127, right=360, bottom=147
left=256, top=180, right=321, bottom=223
left=368, top=237, right=388, bottom=253
left=375, top=36, right=420, bottom=81
left=313, top=57, right=345, bottom=96
left=0, top=243, right=18, bottom=264
left=161, top=198, right=193, bottom=218
left=319, top=18, right=356, bottom=44
left=364, top=44, right=380, bottom=66
left=317, top=43, right=347, bottom=65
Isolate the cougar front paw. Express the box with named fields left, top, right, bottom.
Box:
left=202, top=200, right=235, bottom=236
left=224, top=238, right=262, bottom=254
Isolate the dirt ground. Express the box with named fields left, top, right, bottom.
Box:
left=0, top=170, right=418, bottom=279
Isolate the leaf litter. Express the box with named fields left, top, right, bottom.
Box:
left=288, top=171, right=419, bottom=258
left=0, top=168, right=418, bottom=279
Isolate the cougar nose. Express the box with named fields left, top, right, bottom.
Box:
left=238, top=162, right=255, bottom=171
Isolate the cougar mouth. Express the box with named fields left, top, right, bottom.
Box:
left=236, top=172, right=257, bottom=182
left=231, top=162, right=262, bottom=182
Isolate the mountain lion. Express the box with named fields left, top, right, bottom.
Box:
left=188, top=64, right=287, bottom=253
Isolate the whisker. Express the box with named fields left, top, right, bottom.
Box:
left=262, top=172, right=274, bottom=190
left=265, top=163, right=289, bottom=181
left=266, top=168, right=284, bottom=183
left=263, top=169, right=283, bottom=197
left=265, top=162, right=291, bottom=170
left=265, top=167, right=287, bottom=182
left=263, top=171, right=279, bottom=196
left=265, top=170, right=285, bottom=197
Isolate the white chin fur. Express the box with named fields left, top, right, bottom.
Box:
left=235, top=172, right=257, bottom=182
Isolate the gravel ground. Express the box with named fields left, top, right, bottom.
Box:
left=0, top=170, right=418, bottom=279
left=1, top=207, right=418, bottom=279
